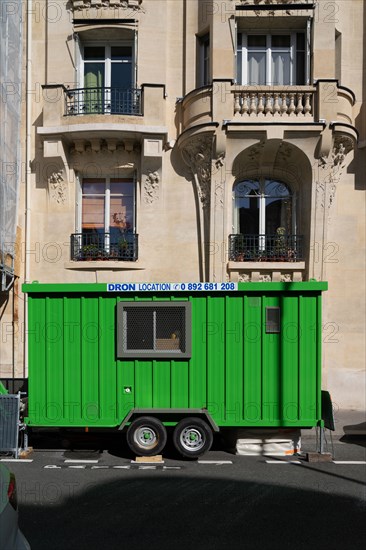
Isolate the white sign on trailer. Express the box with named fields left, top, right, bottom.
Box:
left=107, top=282, right=238, bottom=292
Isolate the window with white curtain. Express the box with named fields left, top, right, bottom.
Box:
left=237, top=32, right=307, bottom=85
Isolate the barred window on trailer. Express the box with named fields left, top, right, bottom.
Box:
left=117, top=302, right=192, bottom=359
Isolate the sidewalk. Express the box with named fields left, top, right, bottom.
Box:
left=301, top=408, right=366, bottom=440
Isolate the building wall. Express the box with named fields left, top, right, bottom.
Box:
left=7, top=0, right=366, bottom=410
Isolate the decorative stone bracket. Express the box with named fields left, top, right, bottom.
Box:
left=316, top=132, right=355, bottom=212
left=43, top=140, right=69, bottom=205
left=181, top=135, right=214, bottom=209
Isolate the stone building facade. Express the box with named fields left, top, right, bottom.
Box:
left=1, top=0, right=365, bottom=412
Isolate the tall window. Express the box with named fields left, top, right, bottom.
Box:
left=81, top=178, right=135, bottom=239
left=197, top=34, right=210, bottom=86
left=81, top=43, right=135, bottom=113
left=233, top=179, right=294, bottom=236
left=237, top=32, right=307, bottom=85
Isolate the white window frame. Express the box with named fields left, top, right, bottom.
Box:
left=232, top=178, right=296, bottom=237
left=80, top=41, right=135, bottom=89
left=76, top=176, right=136, bottom=235
left=238, top=31, right=308, bottom=86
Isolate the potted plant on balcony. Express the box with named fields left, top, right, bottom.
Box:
left=274, top=227, right=288, bottom=261
left=118, top=237, right=130, bottom=260
left=81, top=244, right=99, bottom=261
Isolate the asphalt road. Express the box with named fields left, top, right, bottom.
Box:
left=3, top=432, right=366, bottom=550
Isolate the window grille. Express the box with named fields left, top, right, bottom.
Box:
left=117, top=302, right=191, bottom=359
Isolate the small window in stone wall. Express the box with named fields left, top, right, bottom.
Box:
left=266, top=307, right=281, bottom=333
left=117, top=302, right=192, bottom=359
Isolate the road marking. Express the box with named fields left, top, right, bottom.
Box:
left=90, top=466, right=109, bottom=469
left=163, top=466, right=181, bottom=470
left=0, top=459, right=33, bottom=463
left=333, top=461, right=366, bottom=465
left=68, top=465, right=87, bottom=469
left=198, top=460, right=233, bottom=465
left=113, top=465, right=131, bottom=469
left=64, top=459, right=99, bottom=464
left=44, top=465, right=61, bottom=469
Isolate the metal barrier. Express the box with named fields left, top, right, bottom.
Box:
left=0, top=393, right=21, bottom=458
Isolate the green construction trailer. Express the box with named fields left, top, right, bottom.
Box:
left=22, top=281, right=327, bottom=457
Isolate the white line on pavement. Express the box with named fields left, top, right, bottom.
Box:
left=198, top=460, right=233, bottom=464
left=64, top=459, right=99, bottom=464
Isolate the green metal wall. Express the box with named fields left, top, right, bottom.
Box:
left=23, top=282, right=326, bottom=429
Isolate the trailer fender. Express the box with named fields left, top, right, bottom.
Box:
left=118, top=408, right=219, bottom=433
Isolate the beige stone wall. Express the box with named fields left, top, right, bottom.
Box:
left=2, top=0, right=364, bottom=411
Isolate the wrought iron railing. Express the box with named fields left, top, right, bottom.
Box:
left=229, top=234, right=304, bottom=262
left=71, top=232, right=138, bottom=261
left=65, top=87, right=142, bottom=115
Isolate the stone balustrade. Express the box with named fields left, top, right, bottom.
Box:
left=232, top=87, right=316, bottom=119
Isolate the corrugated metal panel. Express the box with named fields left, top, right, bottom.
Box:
left=25, top=284, right=325, bottom=429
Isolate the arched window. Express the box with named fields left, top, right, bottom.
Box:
left=231, top=178, right=300, bottom=261
left=233, top=178, right=294, bottom=235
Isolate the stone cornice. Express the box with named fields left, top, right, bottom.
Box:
left=69, top=0, right=143, bottom=12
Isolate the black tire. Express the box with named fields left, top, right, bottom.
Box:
left=126, top=416, right=167, bottom=456
left=173, top=417, right=213, bottom=458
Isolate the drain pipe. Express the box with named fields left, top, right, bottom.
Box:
left=24, top=0, right=32, bottom=377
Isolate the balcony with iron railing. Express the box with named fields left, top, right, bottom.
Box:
left=65, top=87, right=142, bottom=116
left=71, top=232, right=138, bottom=262
left=228, top=234, right=304, bottom=263
left=40, top=83, right=166, bottom=129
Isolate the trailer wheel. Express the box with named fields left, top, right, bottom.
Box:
left=126, top=416, right=167, bottom=456
left=173, top=417, right=213, bottom=458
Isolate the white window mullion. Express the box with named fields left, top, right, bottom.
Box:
left=266, top=35, right=271, bottom=85
left=259, top=193, right=266, bottom=251
left=293, top=193, right=297, bottom=235
left=134, top=29, right=138, bottom=88
left=133, top=172, right=137, bottom=233
left=76, top=173, right=82, bottom=233
left=105, top=45, right=111, bottom=110
left=290, top=33, right=296, bottom=86
left=306, top=18, right=311, bottom=85
left=105, top=179, right=110, bottom=251
left=242, top=33, right=248, bottom=85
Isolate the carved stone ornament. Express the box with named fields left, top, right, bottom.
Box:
left=144, top=171, right=160, bottom=204
left=238, top=273, right=250, bottom=282
left=234, top=0, right=311, bottom=16
left=48, top=171, right=67, bottom=204
left=259, top=274, right=272, bottom=283
left=69, top=0, right=143, bottom=11
left=181, top=136, right=213, bottom=208
left=316, top=135, right=355, bottom=211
